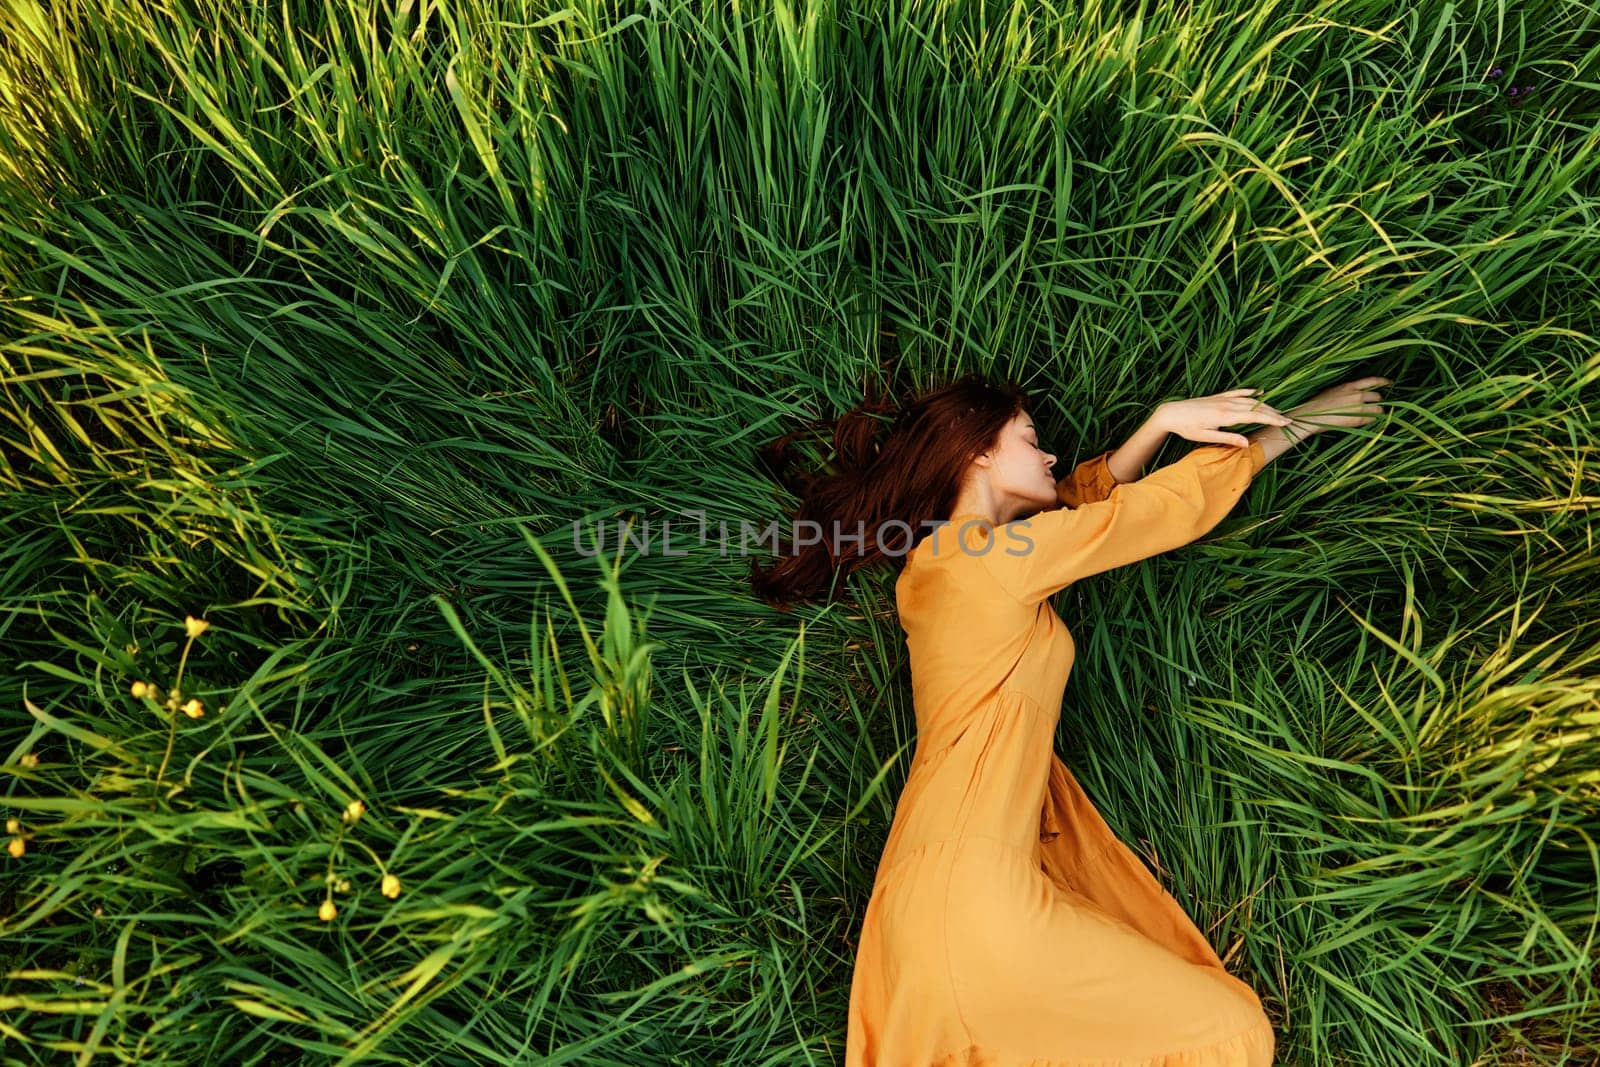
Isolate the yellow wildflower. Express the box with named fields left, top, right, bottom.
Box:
left=19, top=754, right=38, bottom=768
left=7, top=837, right=23, bottom=859
left=380, top=873, right=402, bottom=899
left=131, top=680, right=150, bottom=698
left=318, top=899, right=337, bottom=921
left=185, top=616, right=210, bottom=638
left=343, top=799, right=365, bottom=824
left=5, top=819, right=17, bottom=834
left=182, top=698, right=204, bottom=719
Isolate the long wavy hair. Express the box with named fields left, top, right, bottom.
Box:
left=747, top=372, right=1032, bottom=610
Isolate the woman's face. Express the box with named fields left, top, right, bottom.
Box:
left=981, top=411, right=1059, bottom=513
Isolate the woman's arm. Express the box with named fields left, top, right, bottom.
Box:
left=1243, top=375, right=1393, bottom=463
left=1100, top=373, right=1391, bottom=483
left=1102, top=408, right=1171, bottom=484
left=985, top=443, right=1265, bottom=604
left=1244, top=420, right=1311, bottom=465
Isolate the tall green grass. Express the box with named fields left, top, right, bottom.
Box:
left=2, top=0, right=1597, bottom=1062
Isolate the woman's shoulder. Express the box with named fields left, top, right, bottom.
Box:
left=896, top=523, right=1033, bottom=614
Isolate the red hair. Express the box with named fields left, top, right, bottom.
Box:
left=747, top=372, right=1031, bottom=610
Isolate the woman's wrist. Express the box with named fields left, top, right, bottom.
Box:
left=1247, top=420, right=1314, bottom=464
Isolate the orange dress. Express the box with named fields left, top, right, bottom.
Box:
left=845, top=440, right=1276, bottom=1066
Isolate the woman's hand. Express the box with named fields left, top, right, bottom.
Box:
left=1155, top=388, right=1295, bottom=449
left=1283, top=377, right=1393, bottom=437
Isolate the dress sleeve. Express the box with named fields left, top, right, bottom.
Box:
left=1054, top=449, right=1120, bottom=508
left=981, top=440, right=1267, bottom=605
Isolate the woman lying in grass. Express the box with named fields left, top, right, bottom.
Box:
left=751, top=372, right=1389, bottom=1065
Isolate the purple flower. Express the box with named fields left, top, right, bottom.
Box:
left=1488, top=66, right=1503, bottom=79
left=1507, top=87, right=1518, bottom=96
